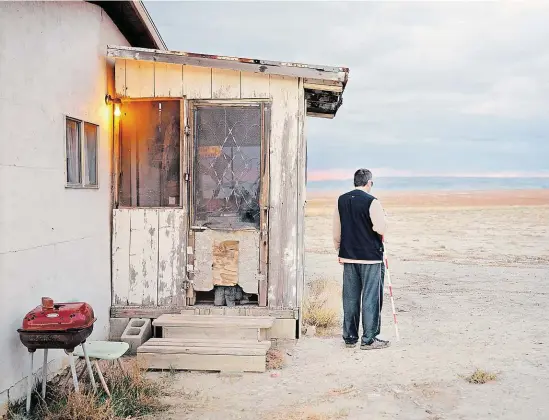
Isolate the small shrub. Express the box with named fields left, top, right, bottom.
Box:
left=303, top=278, right=340, bottom=331
left=464, top=368, right=498, bottom=384
left=7, top=358, right=167, bottom=420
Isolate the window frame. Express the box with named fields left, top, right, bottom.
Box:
left=64, top=115, right=99, bottom=189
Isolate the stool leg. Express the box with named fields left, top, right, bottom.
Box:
left=81, top=342, right=97, bottom=392
left=26, top=351, right=34, bottom=414
left=42, top=349, right=48, bottom=399
left=68, top=352, right=79, bottom=393
left=94, top=361, right=110, bottom=397
left=117, top=358, right=124, bottom=372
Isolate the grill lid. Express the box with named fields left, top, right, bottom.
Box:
left=20, top=297, right=96, bottom=332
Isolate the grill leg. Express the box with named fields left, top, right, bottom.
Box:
left=81, top=342, right=97, bottom=392
left=42, top=349, right=48, bottom=399
left=68, top=352, right=79, bottom=393
left=26, top=351, right=34, bottom=414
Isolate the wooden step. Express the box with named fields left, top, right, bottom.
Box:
left=153, top=314, right=275, bottom=328
left=153, top=314, right=275, bottom=340
left=137, top=338, right=271, bottom=372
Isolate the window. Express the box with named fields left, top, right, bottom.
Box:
left=65, top=117, right=98, bottom=187
left=118, top=101, right=181, bottom=207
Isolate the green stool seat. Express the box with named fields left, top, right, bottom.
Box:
left=74, top=341, right=129, bottom=360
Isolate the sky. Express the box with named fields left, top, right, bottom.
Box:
left=145, top=1, right=549, bottom=180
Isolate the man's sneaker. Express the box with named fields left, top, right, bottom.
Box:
left=360, top=338, right=391, bottom=350
left=345, top=342, right=357, bottom=348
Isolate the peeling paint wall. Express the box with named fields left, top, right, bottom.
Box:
left=0, top=1, right=129, bottom=402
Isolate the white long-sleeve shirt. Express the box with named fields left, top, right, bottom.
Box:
left=333, top=197, right=388, bottom=264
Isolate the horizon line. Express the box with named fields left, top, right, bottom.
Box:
left=307, top=169, right=549, bottom=181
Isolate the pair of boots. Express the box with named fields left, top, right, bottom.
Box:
left=214, top=285, right=250, bottom=307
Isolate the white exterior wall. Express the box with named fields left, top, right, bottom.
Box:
left=0, top=1, right=130, bottom=403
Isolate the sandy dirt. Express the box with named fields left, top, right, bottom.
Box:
left=153, top=190, right=549, bottom=420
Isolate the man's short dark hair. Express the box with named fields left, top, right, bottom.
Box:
left=354, top=169, right=372, bottom=187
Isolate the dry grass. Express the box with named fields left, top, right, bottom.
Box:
left=7, top=358, right=168, bottom=420
left=464, top=368, right=498, bottom=384
left=303, top=278, right=341, bottom=333
left=266, top=348, right=285, bottom=370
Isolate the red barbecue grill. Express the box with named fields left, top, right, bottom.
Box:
left=18, top=297, right=98, bottom=413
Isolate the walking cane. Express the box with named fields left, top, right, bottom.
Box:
left=383, top=238, right=400, bottom=341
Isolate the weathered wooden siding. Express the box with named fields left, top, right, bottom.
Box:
left=268, top=76, right=300, bottom=309
left=112, top=208, right=186, bottom=306
left=115, top=59, right=273, bottom=99
left=113, top=59, right=307, bottom=311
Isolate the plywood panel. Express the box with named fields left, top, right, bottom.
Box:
left=126, top=60, right=154, bottom=98
left=155, top=63, right=183, bottom=97
left=241, top=72, right=270, bottom=98
left=157, top=209, right=187, bottom=305
left=183, top=65, right=212, bottom=99
left=212, top=240, right=239, bottom=286
left=112, top=209, right=131, bottom=305
left=194, top=230, right=259, bottom=294
left=212, top=68, right=241, bottom=99
left=115, top=59, right=127, bottom=97
left=128, top=209, right=158, bottom=305
left=268, top=75, right=300, bottom=309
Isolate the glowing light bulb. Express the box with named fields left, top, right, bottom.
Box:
left=114, top=104, right=121, bottom=117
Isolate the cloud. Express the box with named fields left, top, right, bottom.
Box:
left=145, top=1, right=549, bottom=177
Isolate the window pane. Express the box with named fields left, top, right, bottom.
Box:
left=84, top=123, right=98, bottom=186
left=119, top=101, right=180, bottom=207
left=66, top=118, right=81, bottom=184
left=194, top=105, right=261, bottom=230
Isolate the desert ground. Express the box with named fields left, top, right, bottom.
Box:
left=155, top=189, right=549, bottom=420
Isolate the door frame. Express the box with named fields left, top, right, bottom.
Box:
left=186, top=99, right=271, bottom=306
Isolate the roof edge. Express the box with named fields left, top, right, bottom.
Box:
left=89, top=1, right=167, bottom=50
left=130, top=1, right=167, bottom=50
left=107, top=45, right=349, bottom=84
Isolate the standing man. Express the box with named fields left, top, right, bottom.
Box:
left=333, top=169, right=389, bottom=350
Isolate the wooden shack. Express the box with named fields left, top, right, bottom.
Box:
left=107, top=45, right=348, bottom=343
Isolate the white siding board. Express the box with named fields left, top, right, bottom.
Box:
left=155, top=63, right=183, bottom=97
left=157, top=209, right=186, bottom=305
left=241, top=72, right=270, bottom=98
left=112, top=209, right=131, bottom=305
left=296, top=78, right=306, bottom=335
left=268, top=75, right=300, bottom=309
left=129, top=209, right=159, bottom=305
left=212, top=68, right=241, bottom=99
left=183, top=65, right=212, bottom=99
left=126, top=60, right=155, bottom=98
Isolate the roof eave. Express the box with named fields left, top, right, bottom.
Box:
left=88, top=1, right=167, bottom=50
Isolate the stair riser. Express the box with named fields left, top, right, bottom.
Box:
left=163, top=326, right=268, bottom=341
left=138, top=353, right=266, bottom=372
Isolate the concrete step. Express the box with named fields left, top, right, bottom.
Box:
left=153, top=314, right=275, bottom=341
left=137, top=338, right=271, bottom=372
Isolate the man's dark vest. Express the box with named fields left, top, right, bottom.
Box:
left=338, top=189, right=384, bottom=261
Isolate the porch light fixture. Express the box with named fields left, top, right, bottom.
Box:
left=105, top=94, right=122, bottom=117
